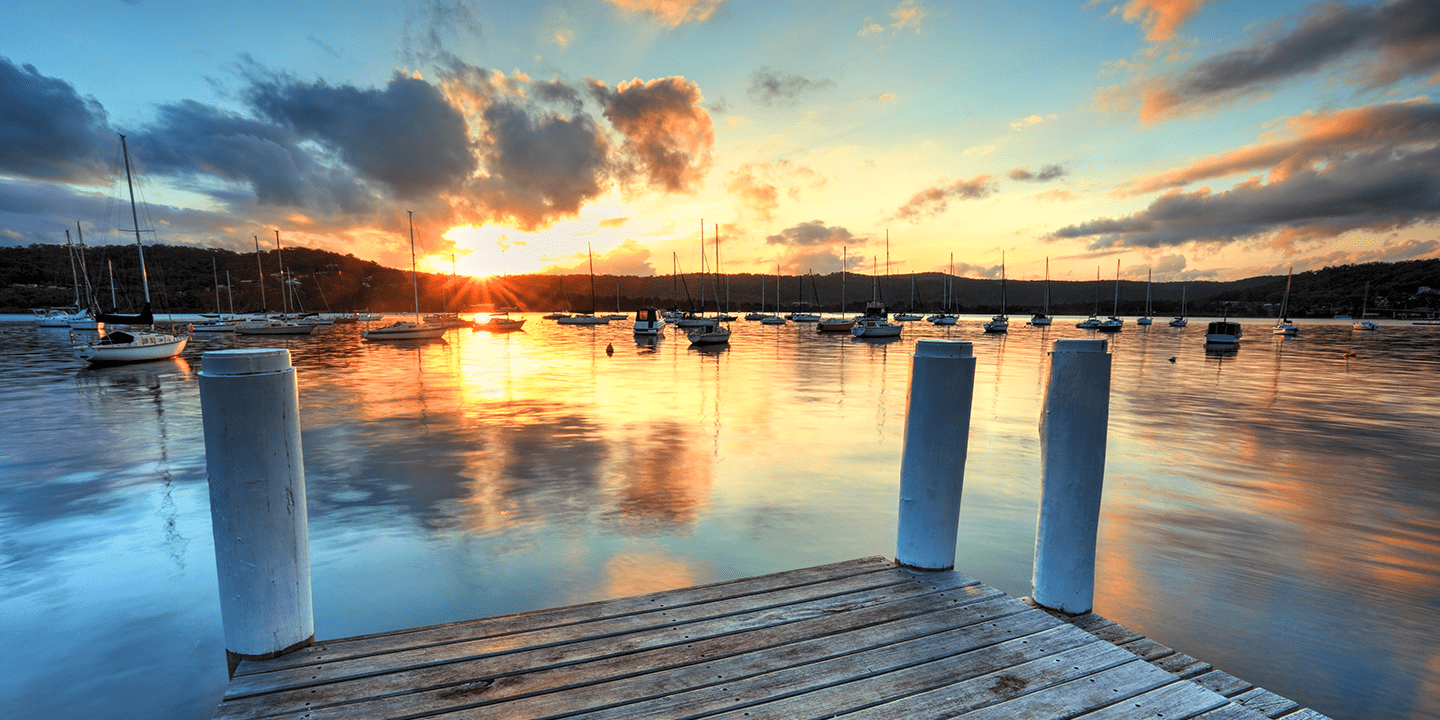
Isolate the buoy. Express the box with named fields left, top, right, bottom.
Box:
left=1343, top=351, right=1357, bottom=358
left=1168, top=356, right=1176, bottom=363
left=605, top=343, right=614, bottom=356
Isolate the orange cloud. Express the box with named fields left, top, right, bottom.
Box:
left=1118, top=99, right=1440, bottom=196
left=603, top=0, right=723, bottom=27
left=1119, top=0, right=1211, bottom=42
left=725, top=160, right=825, bottom=220
left=891, top=175, right=996, bottom=222
left=596, top=77, right=715, bottom=194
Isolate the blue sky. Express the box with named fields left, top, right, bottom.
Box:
left=2, top=0, right=1437, bottom=282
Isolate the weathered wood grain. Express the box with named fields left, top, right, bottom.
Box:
left=214, top=558, right=1326, bottom=720
left=217, top=577, right=1003, bottom=720
left=232, top=555, right=909, bottom=677
left=1066, top=679, right=1228, bottom=720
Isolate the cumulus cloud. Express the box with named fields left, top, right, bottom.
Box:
left=1051, top=143, right=1440, bottom=251
left=1116, top=0, right=1212, bottom=42
left=891, top=175, right=997, bottom=222
left=603, top=0, right=724, bottom=27
left=592, top=76, right=714, bottom=193
left=1009, top=164, right=1067, bottom=182
left=246, top=71, right=476, bottom=198
left=747, top=67, right=835, bottom=107
left=765, top=220, right=861, bottom=247
left=0, top=57, right=113, bottom=182
left=1134, top=0, right=1440, bottom=123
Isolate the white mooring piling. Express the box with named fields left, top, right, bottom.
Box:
left=1032, top=338, right=1112, bottom=614
left=199, top=349, right=313, bottom=676
left=895, top=340, right=977, bottom=571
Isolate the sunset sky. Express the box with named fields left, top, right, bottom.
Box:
left=2, top=0, right=1438, bottom=282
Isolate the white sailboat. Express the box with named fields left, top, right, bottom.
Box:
left=1353, top=282, right=1378, bottom=330
left=1077, top=266, right=1102, bottom=328
left=557, top=243, right=610, bottom=325
left=983, top=253, right=1009, bottom=333
left=1137, top=269, right=1154, bottom=325
left=818, top=247, right=855, bottom=333
left=1029, top=257, right=1053, bottom=326
left=928, top=252, right=958, bottom=325
left=1273, top=268, right=1298, bottom=336
left=1169, top=286, right=1188, bottom=327
left=851, top=254, right=902, bottom=338
left=363, top=211, right=448, bottom=340
left=74, top=135, right=190, bottom=365
left=1097, top=260, right=1123, bottom=332
left=761, top=266, right=787, bottom=325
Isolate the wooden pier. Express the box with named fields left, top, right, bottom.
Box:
left=213, top=556, right=1331, bottom=720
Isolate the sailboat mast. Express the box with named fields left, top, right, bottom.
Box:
left=213, top=257, right=221, bottom=314
left=66, top=228, right=80, bottom=307
left=119, top=135, right=150, bottom=304
left=1044, top=257, right=1051, bottom=313
left=842, top=246, right=847, bottom=313
left=587, top=241, right=597, bottom=314
left=1112, top=259, right=1120, bottom=315
left=275, top=230, right=289, bottom=314
left=225, top=270, right=234, bottom=315
left=408, top=211, right=420, bottom=321
left=76, top=222, right=95, bottom=313
left=1000, top=251, right=1007, bottom=316
left=108, top=260, right=117, bottom=309
left=254, top=236, right=267, bottom=312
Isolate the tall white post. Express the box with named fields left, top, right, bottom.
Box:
left=895, top=340, right=976, bottom=571
left=1032, top=338, right=1112, bottom=614
left=199, top=349, right=313, bottom=676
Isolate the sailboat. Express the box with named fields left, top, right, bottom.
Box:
left=1097, top=260, right=1123, bottom=332
left=929, top=253, right=958, bottom=325
left=1273, top=268, right=1298, bottom=336
left=237, top=232, right=314, bottom=335
left=745, top=272, right=768, bottom=321
left=66, top=224, right=103, bottom=330
left=557, top=243, right=610, bottom=325
left=604, top=281, right=628, bottom=320
left=1353, top=282, right=1378, bottom=330
left=983, top=253, right=1009, bottom=333
left=1169, top=287, right=1188, bottom=327
left=761, top=266, right=787, bottom=325
left=1137, top=269, right=1154, bottom=325
left=1029, top=258, right=1053, bottom=326
left=362, top=212, right=448, bottom=340
left=851, top=254, right=902, bottom=338
left=1077, top=267, right=1102, bottom=328
left=194, top=257, right=237, bottom=332
left=74, top=135, right=190, bottom=364
left=818, top=247, right=855, bottom=333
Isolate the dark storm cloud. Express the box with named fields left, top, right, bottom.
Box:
left=747, top=66, right=836, bottom=107
left=460, top=100, right=611, bottom=230
left=891, top=175, right=997, bottom=222
left=765, top=220, right=860, bottom=246
left=1009, top=164, right=1067, bottom=182
left=1051, top=144, right=1440, bottom=249
left=592, top=76, right=714, bottom=192
left=0, top=57, right=113, bottom=182
left=245, top=72, right=477, bottom=198
left=1144, top=0, right=1440, bottom=120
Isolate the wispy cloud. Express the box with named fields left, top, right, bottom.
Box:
left=1119, top=0, right=1440, bottom=123
left=1009, top=164, right=1067, bottom=182
left=726, top=160, right=824, bottom=220
left=858, top=0, right=928, bottom=41
left=1115, top=0, right=1213, bottom=42
left=603, top=0, right=724, bottom=27
left=747, top=67, right=835, bottom=107
left=891, top=175, right=997, bottom=222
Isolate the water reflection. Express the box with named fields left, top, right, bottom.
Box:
left=1, top=317, right=1438, bottom=720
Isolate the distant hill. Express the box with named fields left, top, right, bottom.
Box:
left=4, top=243, right=1438, bottom=318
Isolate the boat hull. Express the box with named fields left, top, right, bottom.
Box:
left=236, top=322, right=315, bottom=335
left=687, top=328, right=731, bottom=344
left=816, top=319, right=855, bottom=333
left=557, top=315, right=610, bottom=325
left=851, top=321, right=902, bottom=338
left=362, top=322, right=447, bottom=340
left=74, top=333, right=188, bottom=364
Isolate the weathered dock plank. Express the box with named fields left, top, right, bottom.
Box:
left=214, top=557, right=1332, bottom=720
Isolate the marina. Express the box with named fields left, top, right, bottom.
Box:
left=2, top=314, right=1438, bottom=719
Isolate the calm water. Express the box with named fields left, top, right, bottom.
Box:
left=1, top=314, right=1437, bottom=719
